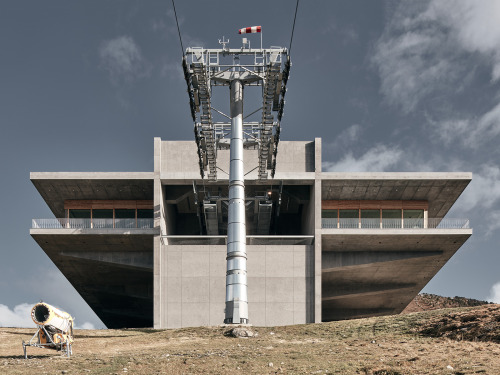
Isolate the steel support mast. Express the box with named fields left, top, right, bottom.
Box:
left=225, top=80, right=248, bottom=323
left=183, top=37, right=290, bottom=324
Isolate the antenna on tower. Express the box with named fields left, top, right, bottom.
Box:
left=218, top=36, right=229, bottom=50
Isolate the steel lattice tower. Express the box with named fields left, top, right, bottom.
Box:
left=183, top=37, right=291, bottom=324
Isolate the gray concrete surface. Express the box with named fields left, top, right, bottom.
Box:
left=157, top=245, right=314, bottom=328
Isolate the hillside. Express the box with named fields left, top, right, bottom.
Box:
left=1, top=304, right=499, bottom=374
left=402, top=293, right=491, bottom=314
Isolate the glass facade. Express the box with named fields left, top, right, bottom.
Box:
left=65, top=207, right=154, bottom=228
left=322, top=206, right=426, bottom=229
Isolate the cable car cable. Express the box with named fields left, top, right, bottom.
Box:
left=289, top=0, right=299, bottom=56
left=171, top=0, right=185, bottom=55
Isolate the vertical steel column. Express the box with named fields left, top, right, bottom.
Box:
left=224, top=80, right=249, bottom=324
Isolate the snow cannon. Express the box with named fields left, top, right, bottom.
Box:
left=22, top=302, right=74, bottom=359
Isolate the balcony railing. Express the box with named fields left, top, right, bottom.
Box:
left=32, top=218, right=154, bottom=229
left=321, top=218, right=470, bottom=229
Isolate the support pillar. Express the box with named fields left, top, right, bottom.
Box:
left=224, top=80, right=249, bottom=324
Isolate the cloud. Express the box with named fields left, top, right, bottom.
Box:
left=0, top=303, right=33, bottom=328
left=372, top=2, right=459, bottom=113
left=432, top=0, right=500, bottom=82
left=325, top=124, right=363, bottom=151
left=76, top=322, right=96, bottom=330
left=0, top=303, right=95, bottom=329
left=323, top=144, right=402, bottom=172
left=99, top=36, right=149, bottom=84
left=430, top=101, right=500, bottom=148
left=459, top=164, right=500, bottom=211
left=373, top=1, right=500, bottom=113
left=487, top=282, right=500, bottom=303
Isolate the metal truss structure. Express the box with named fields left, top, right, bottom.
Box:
left=183, top=42, right=290, bottom=181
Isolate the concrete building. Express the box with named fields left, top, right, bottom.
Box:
left=31, top=138, right=472, bottom=328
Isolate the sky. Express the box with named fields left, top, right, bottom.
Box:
left=1, top=0, right=499, bottom=329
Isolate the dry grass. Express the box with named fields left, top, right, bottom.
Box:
left=1, top=305, right=499, bottom=374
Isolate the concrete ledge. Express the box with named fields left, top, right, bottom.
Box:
left=30, top=228, right=159, bottom=235
left=319, top=228, right=473, bottom=236
left=30, top=172, right=154, bottom=180
left=320, top=172, right=472, bottom=180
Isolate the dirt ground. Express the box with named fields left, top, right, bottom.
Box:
left=1, top=305, right=499, bottom=375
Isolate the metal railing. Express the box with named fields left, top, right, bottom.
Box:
left=32, top=218, right=154, bottom=229
left=322, top=218, right=470, bottom=229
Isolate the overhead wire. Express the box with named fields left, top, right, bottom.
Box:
left=171, top=0, right=185, bottom=56
left=289, top=0, right=300, bottom=56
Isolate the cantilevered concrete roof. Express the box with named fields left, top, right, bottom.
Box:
left=31, top=230, right=155, bottom=328
left=321, top=172, right=471, bottom=218
left=320, top=229, right=472, bottom=321
left=31, top=172, right=154, bottom=217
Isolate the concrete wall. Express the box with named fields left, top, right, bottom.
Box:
left=157, top=244, right=314, bottom=328
left=160, top=140, right=315, bottom=180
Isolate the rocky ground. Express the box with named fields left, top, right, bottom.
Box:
left=402, top=293, right=492, bottom=314
left=1, top=304, right=499, bottom=374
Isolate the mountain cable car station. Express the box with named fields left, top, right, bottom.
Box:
left=30, top=32, right=472, bottom=329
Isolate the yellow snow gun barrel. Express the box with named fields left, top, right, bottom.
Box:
left=31, top=302, right=74, bottom=333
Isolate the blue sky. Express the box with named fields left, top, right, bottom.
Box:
left=1, top=1, right=499, bottom=329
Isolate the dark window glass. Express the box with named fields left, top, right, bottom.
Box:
left=92, top=209, right=113, bottom=219
left=137, top=209, right=154, bottom=219
left=361, top=209, right=379, bottom=219
left=361, top=209, right=380, bottom=228
left=382, top=209, right=401, bottom=219
left=69, top=209, right=90, bottom=219
left=115, top=209, right=135, bottom=219
left=403, top=209, right=424, bottom=219
left=321, top=209, right=337, bottom=219
left=339, top=209, right=358, bottom=228
left=339, top=209, right=358, bottom=219
left=404, top=209, right=424, bottom=228
left=382, top=209, right=402, bottom=228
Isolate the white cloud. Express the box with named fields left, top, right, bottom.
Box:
left=459, top=164, right=500, bottom=211
left=487, top=282, right=500, bottom=303
left=323, top=144, right=402, bottom=172
left=373, top=2, right=459, bottom=113
left=75, top=322, right=96, bottom=330
left=0, top=303, right=34, bottom=328
left=431, top=101, right=500, bottom=148
left=431, top=1, right=500, bottom=82
left=0, top=303, right=95, bottom=329
left=99, top=36, right=149, bottom=84
left=374, top=1, right=500, bottom=112
left=325, top=124, right=363, bottom=151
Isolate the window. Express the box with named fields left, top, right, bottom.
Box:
left=361, top=209, right=380, bottom=228
left=339, top=209, right=358, bottom=228
left=137, top=209, right=154, bottom=219
left=382, top=209, right=402, bottom=228
left=92, top=209, right=113, bottom=218
left=68, top=209, right=90, bottom=219
left=92, top=209, right=113, bottom=228
left=404, top=209, right=424, bottom=228
left=115, top=209, right=135, bottom=218
left=114, top=209, right=135, bottom=228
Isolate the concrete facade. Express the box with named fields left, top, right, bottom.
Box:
left=31, top=138, right=472, bottom=328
